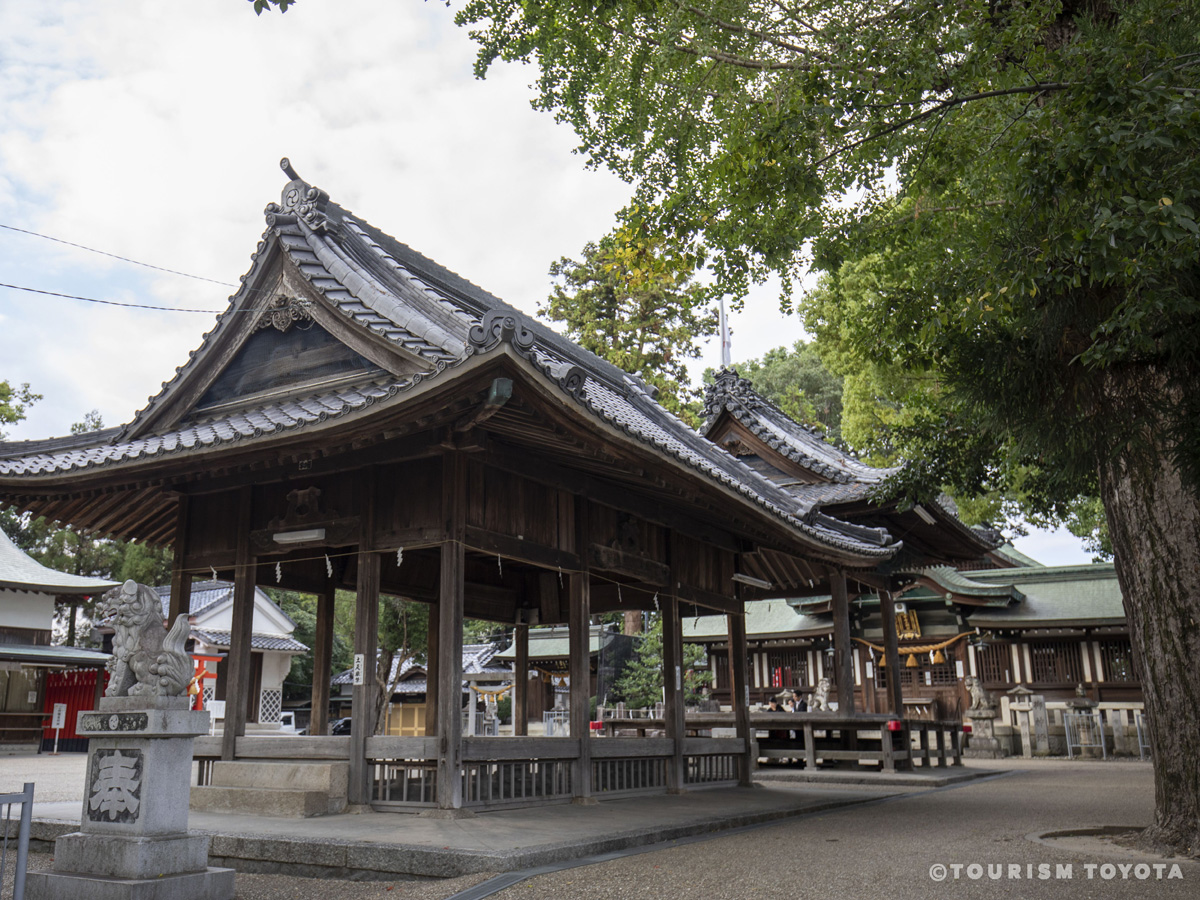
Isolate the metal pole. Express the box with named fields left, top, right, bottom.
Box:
left=14, top=782, right=33, bottom=900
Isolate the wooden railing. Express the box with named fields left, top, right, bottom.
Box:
left=750, top=712, right=963, bottom=771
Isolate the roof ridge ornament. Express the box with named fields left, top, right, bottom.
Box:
left=468, top=309, right=536, bottom=352
left=265, top=157, right=331, bottom=232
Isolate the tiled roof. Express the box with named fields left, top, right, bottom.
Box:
left=153, top=580, right=295, bottom=631
left=191, top=628, right=309, bottom=653
left=0, top=161, right=897, bottom=566
left=0, top=379, right=412, bottom=477
left=0, top=526, right=118, bottom=594
left=703, top=370, right=891, bottom=489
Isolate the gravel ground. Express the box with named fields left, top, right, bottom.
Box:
left=3, top=755, right=1191, bottom=900
left=8, top=852, right=496, bottom=900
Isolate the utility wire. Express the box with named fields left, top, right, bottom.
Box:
left=0, top=281, right=223, bottom=314
left=0, top=222, right=238, bottom=288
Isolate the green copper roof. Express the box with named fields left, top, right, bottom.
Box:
left=683, top=599, right=830, bottom=641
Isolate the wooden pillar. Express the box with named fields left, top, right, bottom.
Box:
left=309, top=581, right=336, bottom=738
left=514, top=622, right=529, bottom=737
left=830, top=571, right=856, bottom=714
left=425, top=599, right=439, bottom=736
left=661, top=593, right=686, bottom=792
left=879, top=587, right=911, bottom=771
left=727, top=612, right=754, bottom=786
left=222, top=487, right=255, bottom=761
left=168, top=494, right=192, bottom=624
left=879, top=589, right=904, bottom=715
left=436, top=452, right=466, bottom=810
left=425, top=601, right=439, bottom=736
left=348, top=549, right=379, bottom=805
left=568, top=571, right=593, bottom=802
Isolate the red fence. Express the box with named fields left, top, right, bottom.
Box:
left=42, top=669, right=105, bottom=745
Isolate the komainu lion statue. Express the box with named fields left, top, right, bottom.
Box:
left=964, top=675, right=996, bottom=711
left=104, top=580, right=193, bottom=699
left=809, top=676, right=832, bottom=711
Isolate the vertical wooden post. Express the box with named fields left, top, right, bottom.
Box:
left=349, top=549, right=380, bottom=805
left=514, top=622, right=529, bottom=737
left=661, top=592, right=686, bottom=792
left=424, top=600, right=439, bottom=736
left=879, top=589, right=904, bottom=715
left=568, top=571, right=593, bottom=802
left=878, top=587, right=911, bottom=771
left=309, top=580, right=336, bottom=738
left=727, top=612, right=753, bottom=786
left=436, top=452, right=466, bottom=810
left=168, top=494, right=192, bottom=624
left=569, top=495, right=593, bottom=803
left=830, top=571, right=856, bottom=714
left=222, top=487, right=255, bottom=761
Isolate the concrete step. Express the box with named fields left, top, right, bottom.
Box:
left=209, top=760, right=348, bottom=796
left=190, top=784, right=336, bottom=818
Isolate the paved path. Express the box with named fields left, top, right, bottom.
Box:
left=4, top=753, right=1192, bottom=899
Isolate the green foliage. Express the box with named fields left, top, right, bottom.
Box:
left=611, top=617, right=710, bottom=709
left=545, top=232, right=717, bottom=424
left=457, top=0, right=1200, bottom=503
left=249, top=0, right=293, bottom=14
left=710, top=340, right=844, bottom=441
left=269, top=589, right=355, bottom=701
left=495, top=694, right=512, bottom=724
left=0, top=380, right=39, bottom=439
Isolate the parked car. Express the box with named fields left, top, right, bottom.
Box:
left=278, top=711, right=304, bottom=735
left=330, top=717, right=352, bottom=735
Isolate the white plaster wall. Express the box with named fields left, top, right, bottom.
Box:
left=0, top=589, right=55, bottom=631
left=259, top=651, right=293, bottom=693
left=196, top=594, right=292, bottom=637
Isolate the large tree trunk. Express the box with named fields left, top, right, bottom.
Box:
left=1099, top=452, right=1200, bottom=857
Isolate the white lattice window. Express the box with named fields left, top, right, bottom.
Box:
left=202, top=686, right=215, bottom=707
left=259, top=689, right=282, bottom=724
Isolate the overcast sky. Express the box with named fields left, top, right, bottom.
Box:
left=0, top=2, right=1091, bottom=565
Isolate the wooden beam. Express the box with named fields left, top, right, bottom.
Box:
left=436, top=452, right=466, bottom=810
left=482, top=443, right=742, bottom=553
left=830, top=570, right=856, bottom=714
left=676, top=584, right=743, bottom=615
left=588, top=543, right=670, bottom=587
left=463, top=525, right=581, bottom=573
left=222, top=487, right=255, bottom=761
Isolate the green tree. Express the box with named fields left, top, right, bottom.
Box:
left=455, top=0, right=1200, bottom=852
left=612, top=617, right=710, bottom=709
left=0, top=380, right=39, bottom=438
left=1, top=408, right=171, bottom=644
left=545, top=232, right=717, bottom=424
left=710, top=341, right=844, bottom=440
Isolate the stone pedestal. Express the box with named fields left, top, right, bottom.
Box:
left=963, top=709, right=1005, bottom=758
left=27, top=697, right=235, bottom=900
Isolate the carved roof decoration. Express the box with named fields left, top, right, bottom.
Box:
left=0, top=160, right=901, bottom=565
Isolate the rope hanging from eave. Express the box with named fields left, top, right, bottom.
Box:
left=851, top=631, right=970, bottom=656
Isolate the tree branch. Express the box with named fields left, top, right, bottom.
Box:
left=815, top=83, right=1075, bottom=167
